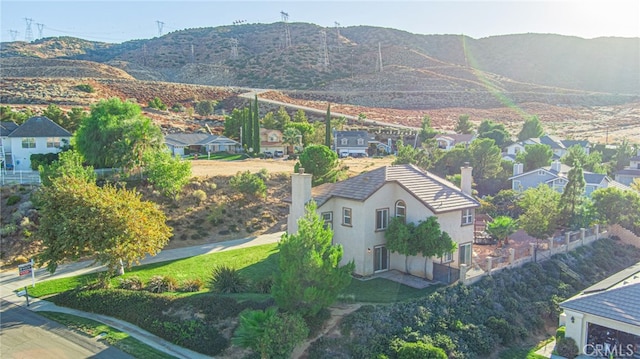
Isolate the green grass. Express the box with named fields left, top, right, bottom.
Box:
left=185, top=153, right=249, bottom=161
left=38, top=311, right=176, bottom=359
left=29, top=243, right=279, bottom=298
left=342, top=278, right=443, bottom=302
left=498, top=336, right=554, bottom=359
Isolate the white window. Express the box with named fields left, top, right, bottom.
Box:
left=341, top=138, right=348, bottom=145
left=322, top=211, right=333, bottom=229
left=47, top=137, right=61, bottom=148
left=21, top=137, right=36, bottom=149
left=537, top=170, right=545, bottom=175
left=462, top=208, right=473, bottom=225
left=376, top=208, right=389, bottom=231
left=395, top=200, right=406, bottom=221
left=357, top=138, right=364, bottom=145
left=268, top=134, right=278, bottom=142
left=441, top=251, right=453, bottom=263
left=513, top=180, right=522, bottom=191
left=342, top=207, right=352, bottom=226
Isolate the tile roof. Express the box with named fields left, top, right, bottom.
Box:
left=311, top=164, right=479, bottom=213
left=165, top=133, right=239, bottom=146
left=615, top=168, right=640, bottom=176
left=0, top=121, right=19, bottom=137
left=336, top=130, right=369, bottom=148
left=562, top=139, right=589, bottom=148
left=7, top=116, right=71, bottom=137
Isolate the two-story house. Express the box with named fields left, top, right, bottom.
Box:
left=503, top=135, right=589, bottom=162
left=615, top=149, right=640, bottom=186
left=3, top=116, right=71, bottom=171
left=510, top=161, right=629, bottom=196
left=1, top=121, right=20, bottom=169
left=334, top=130, right=369, bottom=157
left=434, top=133, right=475, bottom=151
left=287, top=164, right=479, bottom=281
left=259, top=128, right=287, bottom=154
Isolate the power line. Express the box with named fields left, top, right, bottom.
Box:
left=9, top=30, right=19, bottom=41
left=280, top=11, right=291, bottom=49
left=229, top=38, right=239, bottom=59
left=319, top=30, right=329, bottom=70
left=156, top=20, right=164, bottom=37
left=36, top=23, right=45, bottom=38
left=24, top=17, right=34, bottom=42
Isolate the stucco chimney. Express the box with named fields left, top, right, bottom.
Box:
left=513, top=162, right=523, bottom=176
left=460, top=162, right=472, bottom=196
left=288, top=169, right=312, bottom=234
left=551, top=160, right=561, bottom=172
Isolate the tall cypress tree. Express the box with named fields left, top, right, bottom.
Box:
left=325, top=104, right=331, bottom=147
left=245, top=106, right=253, bottom=152
left=253, top=95, right=260, bottom=153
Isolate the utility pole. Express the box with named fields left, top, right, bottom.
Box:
left=319, top=30, right=329, bottom=70
left=280, top=11, right=291, bottom=49
left=24, top=18, right=34, bottom=42
left=229, top=38, right=239, bottom=59
left=142, top=43, right=147, bottom=66
left=9, top=30, right=18, bottom=41
left=156, top=20, right=164, bottom=37
left=378, top=42, right=383, bottom=72
left=36, top=23, right=44, bottom=38
left=191, top=43, right=195, bottom=63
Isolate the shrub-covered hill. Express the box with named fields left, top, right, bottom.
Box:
left=309, top=238, right=640, bottom=359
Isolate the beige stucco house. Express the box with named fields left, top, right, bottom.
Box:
left=287, top=164, right=479, bottom=281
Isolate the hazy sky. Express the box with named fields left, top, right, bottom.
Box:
left=1, top=1, right=639, bottom=43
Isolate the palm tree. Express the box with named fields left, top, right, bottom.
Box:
left=282, top=127, right=302, bottom=154
left=486, top=216, right=518, bottom=247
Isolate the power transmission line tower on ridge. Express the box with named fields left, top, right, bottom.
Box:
left=378, top=42, right=383, bottom=72
left=334, top=21, right=341, bottom=52
left=24, top=18, right=34, bottom=42
left=9, top=30, right=19, bottom=41
left=229, top=38, right=239, bottom=59
left=156, top=20, right=164, bottom=37
left=36, top=23, right=44, bottom=38
left=319, top=30, right=329, bottom=70
left=280, top=11, right=291, bottom=49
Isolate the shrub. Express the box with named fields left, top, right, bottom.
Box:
left=395, top=341, right=447, bottom=359
left=146, top=275, right=178, bottom=293
left=179, top=279, right=204, bottom=292
left=210, top=265, right=248, bottom=293
left=148, top=97, right=167, bottom=110
left=195, top=100, right=217, bottom=116
left=170, top=103, right=185, bottom=112
left=0, top=223, right=18, bottom=236
left=118, top=276, right=143, bottom=290
left=74, top=84, right=94, bottom=93
left=191, top=189, right=207, bottom=205
left=207, top=203, right=225, bottom=226
left=6, top=195, right=21, bottom=206
left=230, top=170, right=266, bottom=198
left=556, top=337, right=579, bottom=359
left=556, top=326, right=566, bottom=340
left=254, top=276, right=273, bottom=294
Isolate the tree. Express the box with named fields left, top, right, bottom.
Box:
left=325, top=104, right=331, bottom=147
left=293, top=109, right=308, bottom=123
left=613, top=139, right=634, bottom=171
left=66, top=107, right=88, bottom=133
left=195, top=100, right=217, bottom=116
left=432, top=145, right=469, bottom=177
left=516, top=144, right=552, bottom=172
left=144, top=150, right=192, bottom=198
left=395, top=340, right=447, bottom=359
left=147, top=97, right=167, bottom=110
left=273, top=201, right=354, bottom=317
left=230, top=170, right=266, bottom=198
left=518, top=184, right=561, bottom=241
left=454, top=114, right=474, bottom=134
left=223, top=108, right=243, bottom=139
left=480, top=189, right=523, bottom=218
left=486, top=216, right=518, bottom=246
left=295, top=145, right=339, bottom=186
left=418, top=115, right=438, bottom=142
left=0, top=105, right=32, bottom=124
left=274, top=106, right=291, bottom=131
left=286, top=122, right=315, bottom=146
left=561, top=145, right=606, bottom=173
left=469, top=138, right=502, bottom=181
left=39, top=150, right=95, bottom=187
left=385, top=217, right=418, bottom=272
left=36, top=176, right=171, bottom=275
left=559, top=163, right=586, bottom=229
left=282, top=127, right=302, bottom=154
left=261, top=111, right=278, bottom=129
left=477, top=119, right=511, bottom=148
left=232, top=307, right=308, bottom=359
left=517, top=115, right=544, bottom=141
left=592, top=187, right=640, bottom=233
left=42, top=104, right=70, bottom=130
left=74, top=98, right=164, bottom=170
left=415, top=217, right=457, bottom=275
left=252, top=95, right=260, bottom=154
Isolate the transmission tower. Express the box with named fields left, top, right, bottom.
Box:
left=229, top=38, right=239, bottom=59
left=36, top=23, right=45, bottom=38
left=142, top=43, right=147, bottom=66
left=319, top=30, right=329, bottom=70
left=334, top=21, right=341, bottom=52
left=24, top=18, right=34, bottom=42
left=280, top=11, right=291, bottom=49
left=9, top=30, right=19, bottom=41
left=156, top=20, right=164, bottom=37
left=191, top=44, right=195, bottom=63
left=378, top=42, right=383, bottom=72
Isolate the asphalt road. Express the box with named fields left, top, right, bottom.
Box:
left=0, top=299, right=133, bottom=359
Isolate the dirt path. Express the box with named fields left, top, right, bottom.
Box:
left=292, top=303, right=363, bottom=359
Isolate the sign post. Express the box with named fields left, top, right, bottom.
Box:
left=18, top=259, right=35, bottom=287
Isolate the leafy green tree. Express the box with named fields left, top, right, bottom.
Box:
left=147, top=97, right=167, bottom=110
left=479, top=189, right=523, bottom=218
left=0, top=106, right=32, bottom=124
left=477, top=119, right=511, bottom=148
left=432, top=145, right=469, bottom=177
left=286, top=122, right=315, bottom=146
left=415, top=217, right=457, bottom=275
left=561, top=145, right=606, bottom=173
left=230, top=170, right=266, bottom=198
left=223, top=108, right=243, bottom=139
left=325, top=104, right=331, bottom=147
left=395, top=340, right=448, bottom=359
left=66, top=107, right=88, bottom=133
left=613, top=139, right=635, bottom=171
left=469, top=138, right=502, bottom=181
left=517, top=115, right=544, bottom=141
left=516, top=144, right=552, bottom=172
left=295, top=145, right=339, bottom=186
left=36, top=176, right=171, bottom=275
left=232, top=307, right=309, bottom=359
left=274, top=106, right=291, bottom=131
left=195, top=100, right=217, bottom=116
left=274, top=202, right=354, bottom=317
left=419, top=115, right=438, bottom=143
left=42, top=104, right=70, bottom=130
left=454, top=114, right=474, bottom=134
left=559, top=163, right=586, bottom=229
left=293, top=109, right=308, bottom=123
left=144, top=150, right=192, bottom=198
left=74, top=98, right=164, bottom=170
left=385, top=217, right=418, bottom=272
left=592, top=187, right=640, bottom=232
left=486, top=216, right=518, bottom=246
left=39, top=150, right=95, bottom=187
left=261, top=111, right=278, bottom=129
left=518, top=184, right=561, bottom=241
left=283, top=127, right=302, bottom=154
left=252, top=95, right=260, bottom=154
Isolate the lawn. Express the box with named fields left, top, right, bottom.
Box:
left=498, top=336, right=554, bottom=359
left=184, top=152, right=249, bottom=161
left=39, top=311, right=177, bottom=359
left=28, top=242, right=444, bottom=303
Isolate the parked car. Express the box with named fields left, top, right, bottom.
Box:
left=263, top=151, right=274, bottom=158
left=274, top=150, right=284, bottom=158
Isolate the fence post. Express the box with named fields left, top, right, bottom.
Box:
left=548, top=237, right=554, bottom=252
left=594, top=224, right=599, bottom=240
left=580, top=228, right=586, bottom=245
left=509, top=248, right=515, bottom=264
left=565, top=232, right=571, bottom=248
left=530, top=243, right=536, bottom=259
left=487, top=257, right=493, bottom=274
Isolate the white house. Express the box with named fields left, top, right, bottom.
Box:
left=165, top=133, right=241, bottom=156
left=287, top=164, right=479, bottom=282
left=259, top=128, right=287, bottom=154
left=434, top=133, right=475, bottom=151
left=3, top=116, right=71, bottom=171
left=559, top=262, right=640, bottom=357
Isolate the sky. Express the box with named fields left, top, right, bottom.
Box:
left=1, top=1, right=639, bottom=44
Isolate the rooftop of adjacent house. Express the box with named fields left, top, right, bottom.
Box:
left=615, top=168, right=640, bottom=176
left=435, top=133, right=475, bottom=143
left=310, top=164, right=479, bottom=213
left=0, top=121, right=19, bottom=137
left=335, top=130, right=370, bottom=147
left=561, top=262, right=640, bottom=327
left=561, top=139, right=589, bottom=148
left=165, top=133, right=239, bottom=146
left=7, top=116, right=71, bottom=138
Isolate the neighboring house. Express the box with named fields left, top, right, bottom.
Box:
left=1, top=121, right=20, bottom=169
left=335, top=130, right=369, bottom=157
left=559, top=262, right=640, bottom=357
left=165, top=133, right=241, bottom=156
left=510, top=161, right=630, bottom=196
left=3, top=116, right=71, bottom=171
left=434, top=133, right=475, bottom=151
left=503, top=135, right=586, bottom=162
left=287, top=164, right=479, bottom=282
left=259, top=128, right=286, bottom=154
left=615, top=149, right=640, bottom=186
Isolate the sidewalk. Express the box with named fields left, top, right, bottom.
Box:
left=0, top=231, right=284, bottom=359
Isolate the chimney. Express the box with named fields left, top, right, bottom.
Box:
left=551, top=160, right=561, bottom=172
left=460, top=162, right=472, bottom=196
left=513, top=162, right=523, bottom=176
left=287, top=168, right=312, bottom=234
